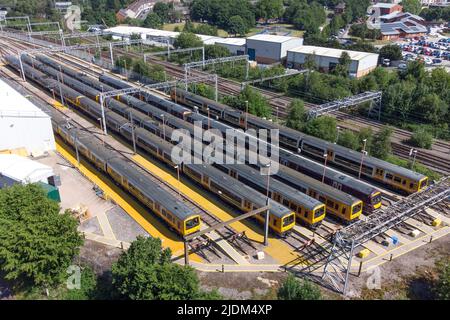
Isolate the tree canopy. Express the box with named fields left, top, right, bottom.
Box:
left=111, top=236, right=217, bottom=300
left=174, top=32, right=203, bottom=49
left=255, top=0, right=284, bottom=22
left=0, top=184, right=83, bottom=288
left=400, top=0, right=422, bottom=15
left=190, top=0, right=255, bottom=34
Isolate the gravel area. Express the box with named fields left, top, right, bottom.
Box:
left=79, top=216, right=103, bottom=236
left=106, top=206, right=149, bottom=243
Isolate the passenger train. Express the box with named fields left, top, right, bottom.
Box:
left=171, top=88, right=429, bottom=194
left=8, top=55, right=296, bottom=235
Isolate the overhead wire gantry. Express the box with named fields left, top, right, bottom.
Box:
left=307, top=91, right=382, bottom=120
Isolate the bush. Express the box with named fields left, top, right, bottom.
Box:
left=409, top=128, right=433, bottom=149
left=277, top=275, right=322, bottom=300
left=435, top=258, right=450, bottom=300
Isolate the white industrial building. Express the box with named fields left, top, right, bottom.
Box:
left=246, top=34, right=304, bottom=64
left=0, top=154, right=56, bottom=188
left=286, top=46, right=379, bottom=78
left=0, top=79, right=55, bottom=156
left=214, top=38, right=246, bottom=55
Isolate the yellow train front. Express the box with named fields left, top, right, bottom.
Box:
left=182, top=163, right=296, bottom=235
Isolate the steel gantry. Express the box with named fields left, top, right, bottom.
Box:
left=184, top=55, right=250, bottom=88
left=320, top=177, right=450, bottom=294
left=307, top=91, right=382, bottom=120
left=97, top=74, right=219, bottom=135
left=144, top=46, right=205, bottom=63
left=15, top=39, right=144, bottom=81
left=240, top=69, right=308, bottom=90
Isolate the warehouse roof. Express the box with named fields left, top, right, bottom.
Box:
left=0, top=79, right=49, bottom=118
left=247, top=34, right=301, bottom=43
left=373, top=3, right=400, bottom=9
left=106, top=26, right=179, bottom=38
left=214, top=37, right=246, bottom=46
left=287, top=45, right=378, bottom=61
left=0, top=154, right=54, bottom=185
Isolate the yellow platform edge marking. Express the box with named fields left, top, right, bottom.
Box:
left=55, top=141, right=202, bottom=263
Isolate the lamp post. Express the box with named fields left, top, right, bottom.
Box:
left=206, top=107, right=210, bottom=130
left=276, top=106, right=279, bottom=123
left=335, top=126, right=340, bottom=144
left=174, top=165, right=181, bottom=196
left=358, top=139, right=368, bottom=179
left=412, top=149, right=418, bottom=168
left=161, top=114, right=166, bottom=140
left=322, top=153, right=328, bottom=183
left=245, top=100, right=249, bottom=130
left=130, top=111, right=136, bottom=154
left=263, top=162, right=271, bottom=247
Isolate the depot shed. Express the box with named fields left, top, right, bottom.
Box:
left=214, top=38, right=246, bottom=55
left=0, top=154, right=61, bottom=201
left=246, top=34, right=304, bottom=64
left=0, top=79, right=55, bottom=156
left=286, top=45, right=379, bottom=78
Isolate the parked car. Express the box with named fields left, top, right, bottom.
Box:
left=398, top=63, right=407, bottom=70
left=432, top=58, right=442, bottom=64
left=382, top=58, right=391, bottom=66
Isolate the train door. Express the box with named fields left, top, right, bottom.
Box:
left=375, top=168, right=384, bottom=180
left=332, top=181, right=342, bottom=190
left=327, top=149, right=334, bottom=160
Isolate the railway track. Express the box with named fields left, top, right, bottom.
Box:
left=0, top=56, right=260, bottom=258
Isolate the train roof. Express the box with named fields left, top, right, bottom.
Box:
left=278, top=166, right=361, bottom=204
left=246, top=113, right=305, bottom=141
left=107, top=157, right=196, bottom=220
left=223, top=164, right=322, bottom=210
left=186, top=163, right=292, bottom=219
left=279, top=149, right=379, bottom=196
left=301, top=135, right=426, bottom=181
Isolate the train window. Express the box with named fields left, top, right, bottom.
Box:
left=410, top=182, right=415, bottom=189
left=178, top=222, right=181, bottom=229
left=283, top=215, right=294, bottom=227
left=334, top=204, right=339, bottom=210
left=283, top=199, right=289, bottom=207
left=315, top=207, right=325, bottom=219
left=155, top=203, right=160, bottom=212
left=186, top=217, right=200, bottom=230
left=394, top=176, right=402, bottom=183
left=342, top=207, right=346, bottom=215
left=352, top=204, right=362, bottom=214
left=289, top=203, right=298, bottom=212
left=304, top=211, right=308, bottom=218
left=319, top=196, right=326, bottom=203
left=326, top=199, right=334, bottom=207
left=402, top=180, right=406, bottom=185
left=386, top=173, right=393, bottom=180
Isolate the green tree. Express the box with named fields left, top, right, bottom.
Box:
left=228, top=15, right=248, bottom=36
left=304, top=116, right=338, bottom=142
left=239, top=86, right=272, bottom=117
left=333, top=51, right=351, bottom=77
left=64, top=266, right=98, bottom=300
left=0, top=184, right=83, bottom=289
left=379, top=44, right=403, bottom=61
left=435, top=258, right=450, bottom=300
left=409, top=127, right=433, bottom=149
left=337, top=129, right=359, bottom=149
left=153, top=2, right=171, bottom=23
left=277, top=275, right=322, bottom=300
left=286, top=99, right=307, bottom=130
left=400, top=0, right=422, bottom=15
left=205, top=44, right=230, bottom=59
left=174, top=32, right=203, bottom=49
left=418, top=93, right=448, bottom=125
left=255, top=0, right=284, bottom=22
left=143, top=12, right=163, bottom=29
left=112, top=236, right=205, bottom=300
left=371, top=126, right=393, bottom=160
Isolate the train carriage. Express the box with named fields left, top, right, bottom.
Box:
left=300, top=136, right=428, bottom=193
left=183, top=163, right=295, bottom=235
